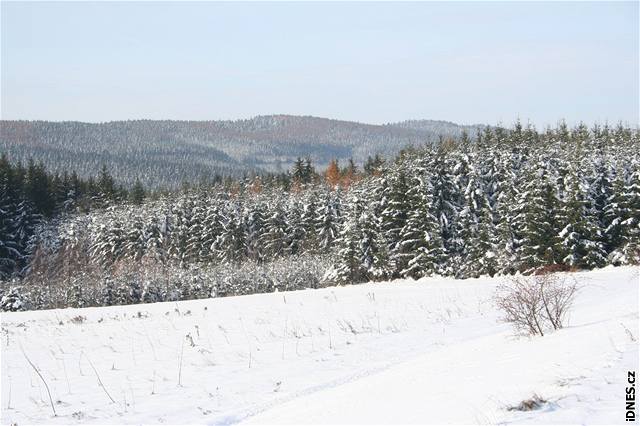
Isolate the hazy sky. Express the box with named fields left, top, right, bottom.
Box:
left=1, top=1, right=638, bottom=127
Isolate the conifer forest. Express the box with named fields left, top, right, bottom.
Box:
left=1, top=122, right=638, bottom=311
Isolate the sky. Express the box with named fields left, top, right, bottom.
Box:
left=1, top=1, right=638, bottom=127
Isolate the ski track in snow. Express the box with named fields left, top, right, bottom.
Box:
left=1, top=266, right=638, bottom=425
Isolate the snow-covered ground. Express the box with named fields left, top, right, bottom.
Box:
left=1, top=267, right=638, bottom=425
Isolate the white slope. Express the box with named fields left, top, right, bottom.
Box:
left=1, top=267, right=638, bottom=425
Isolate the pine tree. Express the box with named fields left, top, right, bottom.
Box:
left=12, top=199, right=40, bottom=274
left=215, top=208, right=246, bottom=264
left=91, top=212, right=126, bottom=266
left=379, top=169, right=410, bottom=276
left=292, top=158, right=306, bottom=185
left=429, top=149, right=462, bottom=275
left=359, top=200, right=393, bottom=281
left=558, top=171, right=607, bottom=269
left=300, top=192, right=319, bottom=252
left=286, top=199, right=306, bottom=256
left=620, top=168, right=640, bottom=263
left=397, top=168, right=444, bottom=278
left=589, top=147, right=615, bottom=252
left=263, top=203, right=289, bottom=260
left=124, top=213, right=146, bottom=261
left=200, top=203, right=224, bottom=263
left=145, top=214, right=169, bottom=264
left=185, top=201, right=206, bottom=263
left=602, top=171, right=627, bottom=263
left=364, top=154, right=385, bottom=175
left=168, top=198, right=194, bottom=266
left=316, top=193, right=340, bottom=250
left=245, top=202, right=267, bottom=262
left=0, top=181, right=19, bottom=280
left=475, top=206, right=499, bottom=276
left=96, top=164, right=117, bottom=206
left=24, top=160, right=54, bottom=217
left=332, top=195, right=366, bottom=284
left=131, top=179, right=146, bottom=205
left=517, top=166, right=563, bottom=271
left=458, top=160, right=487, bottom=278
left=303, top=157, right=315, bottom=184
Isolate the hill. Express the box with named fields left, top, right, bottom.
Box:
left=0, top=116, right=483, bottom=188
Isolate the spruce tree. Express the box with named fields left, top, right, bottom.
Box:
left=131, top=179, right=146, bottom=205
left=429, top=148, right=462, bottom=275
left=333, top=195, right=366, bottom=284
left=379, top=169, right=410, bottom=276
left=397, top=167, right=444, bottom=278
left=620, top=169, right=640, bottom=263
left=558, top=171, right=607, bottom=268
left=316, top=193, right=340, bottom=250
left=518, top=166, right=563, bottom=271
left=263, top=204, right=289, bottom=260
left=245, top=202, right=267, bottom=262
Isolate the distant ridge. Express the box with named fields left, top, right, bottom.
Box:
left=388, top=119, right=486, bottom=134
left=0, top=115, right=485, bottom=188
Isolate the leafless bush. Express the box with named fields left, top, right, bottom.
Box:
left=507, top=394, right=548, bottom=411
left=539, top=273, right=578, bottom=330
left=495, top=275, right=546, bottom=336
left=495, top=272, right=578, bottom=336
left=5, top=250, right=333, bottom=311
left=69, top=315, right=87, bottom=324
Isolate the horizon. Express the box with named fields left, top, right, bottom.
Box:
left=2, top=2, right=638, bottom=128
left=0, top=114, right=637, bottom=130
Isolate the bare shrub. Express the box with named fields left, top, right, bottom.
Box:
left=507, top=394, right=548, bottom=411
left=495, top=275, right=546, bottom=336
left=538, top=273, right=578, bottom=331
left=4, top=251, right=333, bottom=311
left=69, top=315, right=87, bottom=324
left=495, top=272, right=578, bottom=336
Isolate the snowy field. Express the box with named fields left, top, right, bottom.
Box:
left=1, top=266, right=638, bottom=425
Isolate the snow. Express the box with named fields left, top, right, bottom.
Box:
left=2, top=266, right=638, bottom=425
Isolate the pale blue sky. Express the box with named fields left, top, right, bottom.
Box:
left=1, top=1, right=638, bottom=127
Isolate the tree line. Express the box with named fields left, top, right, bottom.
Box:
left=0, top=152, right=382, bottom=283
left=1, top=121, right=638, bottom=311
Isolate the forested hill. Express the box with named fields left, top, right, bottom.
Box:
left=0, top=116, right=483, bottom=189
